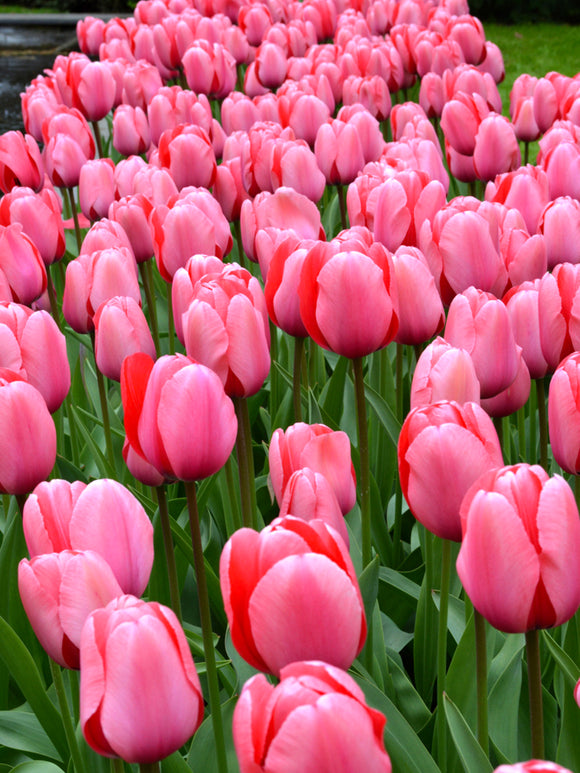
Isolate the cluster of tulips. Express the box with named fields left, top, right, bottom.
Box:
left=3, top=0, right=580, bottom=770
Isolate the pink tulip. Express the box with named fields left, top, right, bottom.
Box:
left=538, top=262, right=580, bottom=372
left=18, top=549, right=123, bottom=669
left=112, top=105, right=151, bottom=157
left=457, top=464, right=580, bottom=633
left=79, top=158, right=116, bottom=222
left=108, top=194, right=155, bottom=264
left=480, top=349, right=530, bottom=418
left=220, top=516, right=366, bottom=675
left=269, top=422, right=356, bottom=514
left=213, top=157, right=251, bottom=222
left=122, top=353, right=237, bottom=481
left=495, top=763, right=573, bottom=773
left=23, top=477, right=154, bottom=597
left=314, top=118, right=367, bottom=185
left=171, top=255, right=224, bottom=343
left=398, top=400, right=503, bottom=541
left=503, top=280, right=549, bottom=380
left=0, top=131, right=44, bottom=193
left=77, top=16, right=106, bottom=56
left=539, top=138, right=580, bottom=201
left=473, top=114, right=521, bottom=182
left=279, top=468, right=349, bottom=546
left=41, top=108, right=96, bottom=189
left=298, top=237, right=398, bottom=359
left=233, top=661, right=392, bottom=773
left=182, top=40, right=237, bottom=99
left=485, top=165, right=550, bottom=236
left=80, top=596, right=204, bottom=763
left=80, top=218, right=135, bottom=257
left=0, top=376, right=56, bottom=495
left=440, top=92, right=490, bottom=157
left=121, top=60, right=163, bottom=112
left=538, top=196, right=580, bottom=270
left=269, top=137, right=327, bottom=203
left=0, top=303, right=70, bottom=412
left=65, top=57, right=117, bottom=122
left=264, top=234, right=313, bottom=337
left=392, top=246, right=445, bottom=346
left=94, top=296, right=156, bottom=382
left=0, top=185, right=65, bottom=265
left=148, top=86, right=213, bottom=148
left=156, top=124, right=216, bottom=191
left=548, top=353, right=580, bottom=474
left=0, top=224, right=47, bottom=306
left=410, top=337, right=481, bottom=409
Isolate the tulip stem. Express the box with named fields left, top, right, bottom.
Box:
left=234, top=219, right=247, bottom=270
left=66, top=187, right=83, bottom=254
left=49, top=659, right=86, bottom=773
left=536, top=378, right=548, bottom=471
left=337, top=184, right=347, bottom=232
left=154, top=485, right=182, bottom=623
left=139, top=764, right=159, bottom=773
left=234, top=396, right=257, bottom=530
left=526, top=628, right=545, bottom=759
left=293, top=336, right=305, bottom=422
left=166, top=283, right=175, bottom=354
left=91, top=333, right=116, bottom=474
left=184, top=481, right=229, bottom=773
left=225, top=455, right=242, bottom=534
left=91, top=120, right=104, bottom=158
left=15, top=494, right=27, bottom=517
left=353, top=356, right=372, bottom=568
left=474, top=608, right=489, bottom=756
left=46, top=268, right=62, bottom=331
left=111, top=758, right=125, bottom=773
left=393, top=343, right=404, bottom=566
left=139, top=261, right=160, bottom=356
left=436, top=538, right=452, bottom=771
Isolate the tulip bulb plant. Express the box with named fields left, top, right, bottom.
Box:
left=4, top=6, right=580, bottom=773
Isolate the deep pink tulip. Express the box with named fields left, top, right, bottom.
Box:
left=269, top=137, right=327, bottom=203
left=398, top=400, right=503, bottom=541
left=171, top=255, right=224, bottom=343
left=181, top=264, right=270, bottom=397
left=473, top=114, right=521, bottom=182
left=233, top=661, right=392, bottom=773
left=80, top=596, right=204, bottom=763
left=548, top=353, right=580, bottom=474
left=264, top=234, right=312, bottom=337
left=480, top=349, right=530, bottom=418
left=0, top=303, right=70, bottom=413
left=23, top=477, right=154, bottom=597
left=0, top=224, right=47, bottom=305
left=108, top=194, right=155, bottom=264
left=298, top=239, right=398, bottom=359
left=182, top=39, right=237, bottom=99
left=410, top=337, right=480, bottom=409
left=444, top=286, right=520, bottom=399
left=503, top=280, right=549, bottom=380
left=94, top=296, right=156, bottom=382
left=18, top=549, right=123, bottom=669
left=0, top=185, right=65, bottom=265
left=220, top=516, right=366, bottom=675
left=122, top=353, right=237, bottom=481
left=392, top=246, right=445, bottom=346
left=77, top=16, right=106, bottom=56
left=269, top=422, right=356, bottom=514
left=112, top=105, right=151, bottom=158
left=495, top=763, right=573, bottom=773
left=538, top=196, right=580, bottom=270
left=80, top=218, right=135, bottom=257
left=314, top=119, right=367, bottom=185
left=538, top=262, right=580, bottom=372
left=64, top=56, right=117, bottom=122
left=440, top=92, right=490, bottom=156
left=62, top=246, right=140, bottom=334
left=150, top=188, right=232, bottom=282
left=238, top=2, right=273, bottom=46
left=539, top=138, right=580, bottom=201
left=240, top=122, right=292, bottom=197
left=156, top=124, right=216, bottom=191
left=79, top=158, right=116, bottom=222
left=0, top=131, right=44, bottom=193
left=457, top=464, right=580, bottom=633
left=279, top=468, right=349, bottom=546
left=485, top=165, right=550, bottom=236
left=147, top=86, right=213, bottom=148
left=0, top=376, right=56, bottom=495
left=41, top=108, right=96, bottom=189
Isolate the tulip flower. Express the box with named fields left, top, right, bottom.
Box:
left=112, top=105, right=151, bottom=157
left=0, top=130, right=44, bottom=193
left=156, top=124, right=216, bottom=191
left=410, top=337, right=481, bottom=409
left=503, top=280, right=549, bottom=380
left=392, top=246, right=445, bottom=346
left=485, top=165, right=550, bottom=236
left=0, top=185, right=65, bottom=266
left=538, top=196, right=580, bottom=270
left=80, top=596, right=204, bottom=764
left=457, top=464, right=580, bottom=633
left=495, top=763, right=573, bottom=773
left=22, top=477, right=154, bottom=597
left=0, top=224, right=47, bottom=306
left=94, top=296, right=156, bottom=381
left=233, top=661, right=392, bottom=773
left=279, top=468, right=349, bottom=546
left=78, top=158, right=116, bottom=222
left=18, top=549, right=123, bottom=669
left=220, top=516, right=366, bottom=675
left=548, top=353, right=580, bottom=474
left=398, top=400, right=503, bottom=542
left=538, top=262, right=580, bottom=372
left=480, top=349, right=531, bottom=418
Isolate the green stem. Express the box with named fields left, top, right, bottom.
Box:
left=166, top=282, right=175, bottom=354
left=526, top=628, right=545, bottom=759
left=225, top=455, right=242, bottom=534
left=154, top=485, right=182, bottom=623
left=269, top=320, right=280, bottom=421
left=92, top=120, right=104, bottom=158
left=139, top=764, right=160, bottom=773
left=234, top=396, right=256, bottom=530
left=49, top=659, right=86, bottom=773
left=184, top=481, right=228, bottom=773
left=437, top=538, right=452, bottom=771
left=293, top=336, right=305, bottom=422
left=46, top=267, right=62, bottom=331
left=474, top=609, right=489, bottom=756
left=139, top=261, right=160, bottom=356
left=337, top=183, right=347, bottom=233
left=91, top=333, right=116, bottom=473
left=67, top=188, right=83, bottom=254
left=111, top=758, right=124, bottom=773
left=536, top=378, right=548, bottom=471
left=15, top=493, right=27, bottom=517
left=353, top=356, right=371, bottom=568
left=393, top=343, right=404, bottom=565
left=518, top=404, right=526, bottom=461
left=234, top=219, right=247, bottom=270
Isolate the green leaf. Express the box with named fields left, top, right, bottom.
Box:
left=443, top=693, right=493, bottom=773
left=0, top=617, right=67, bottom=764
left=187, top=695, right=240, bottom=773
left=358, top=555, right=380, bottom=625
left=11, top=763, right=65, bottom=773
left=364, top=382, right=402, bottom=447
left=320, top=355, right=348, bottom=426
left=386, top=650, right=432, bottom=733
left=488, top=637, right=523, bottom=762
left=161, top=750, right=194, bottom=773
left=413, top=569, right=438, bottom=705
left=542, top=630, right=580, bottom=689
left=0, top=709, right=61, bottom=761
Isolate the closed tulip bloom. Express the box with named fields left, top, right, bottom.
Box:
left=485, top=165, right=550, bottom=236
left=18, top=549, right=123, bottom=669
left=264, top=235, right=312, bottom=337
left=538, top=196, right=580, bottom=270
left=182, top=40, right=237, bottom=99
left=67, top=58, right=117, bottom=122
left=473, top=114, right=521, bottom=182
left=233, top=661, right=392, bottom=773
left=157, top=124, right=216, bottom=191
left=299, top=241, right=398, bottom=359
left=480, top=349, right=530, bottom=418
left=538, top=262, right=580, bottom=372
left=503, top=280, right=549, bottom=380
left=0, top=224, right=47, bottom=306
left=171, top=255, right=224, bottom=344
left=182, top=264, right=270, bottom=398
left=123, top=353, right=237, bottom=481
left=79, top=158, right=116, bottom=222
left=213, top=157, right=251, bottom=222
left=23, top=477, right=154, bottom=597
left=279, top=468, right=349, bottom=546
left=269, top=422, right=356, bottom=514
left=410, top=337, right=481, bottom=409
left=441, top=92, right=490, bottom=157
left=0, top=377, right=56, bottom=495
left=80, top=596, right=204, bottom=764
left=495, top=763, right=573, bottom=773
left=0, top=131, right=44, bottom=193
left=457, top=464, right=580, bottom=633
left=108, top=194, right=155, bottom=264
left=41, top=108, right=96, bottom=189
left=392, top=246, right=445, bottom=346
left=315, top=119, right=367, bottom=185
left=80, top=218, right=135, bottom=257
left=0, top=185, right=65, bottom=266
left=94, top=296, right=156, bottom=382
left=220, top=516, right=366, bottom=675
left=112, top=105, right=151, bottom=157
left=548, top=353, right=580, bottom=473
left=0, top=303, right=70, bottom=413
left=398, top=400, right=503, bottom=541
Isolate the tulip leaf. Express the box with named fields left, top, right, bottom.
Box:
left=358, top=555, right=380, bottom=624
left=0, top=709, right=61, bottom=761
left=0, top=617, right=67, bottom=764
left=364, top=382, right=402, bottom=448
left=10, top=763, right=65, bottom=773
left=443, top=692, right=493, bottom=773
left=386, top=648, right=432, bottom=733
left=187, top=695, right=240, bottom=773
left=161, top=750, right=193, bottom=773
left=542, top=630, right=580, bottom=689
left=413, top=566, right=438, bottom=705
left=487, top=636, right=523, bottom=762
left=68, top=403, right=116, bottom=479
left=320, top=354, right=348, bottom=425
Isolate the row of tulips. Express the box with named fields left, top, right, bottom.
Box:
left=2, top=0, right=580, bottom=771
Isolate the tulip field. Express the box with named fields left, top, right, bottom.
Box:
left=3, top=0, right=580, bottom=772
